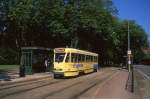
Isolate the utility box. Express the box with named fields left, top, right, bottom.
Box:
left=20, top=47, right=53, bottom=75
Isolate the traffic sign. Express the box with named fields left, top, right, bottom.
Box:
left=127, top=50, right=132, bottom=55
left=128, top=61, right=131, bottom=65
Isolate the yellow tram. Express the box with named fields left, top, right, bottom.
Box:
left=53, top=48, right=98, bottom=78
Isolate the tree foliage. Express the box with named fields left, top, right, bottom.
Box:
left=0, top=0, right=148, bottom=65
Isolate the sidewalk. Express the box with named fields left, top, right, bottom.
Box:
left=94, top=70, right=137, bottom=99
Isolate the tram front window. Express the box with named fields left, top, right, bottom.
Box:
left=55, top=53, right=65, bottom=62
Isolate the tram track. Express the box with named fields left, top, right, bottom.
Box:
left=40, top=81, right=82, bottom=99
left=0, top=76, right=52, bottom=86
left=41, top=69, right=118, bottom=99
left=0, top=77, right=52, bottom=90
left=73, top=71, right=119, bottom=99
left=0, top=68, right=118, bottom=99
left=0, top=79, right=65, bottom=98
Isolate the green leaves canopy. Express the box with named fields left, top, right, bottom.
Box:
left=0, top=0, right=148, bottom=65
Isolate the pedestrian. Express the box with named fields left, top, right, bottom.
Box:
left=44, top=59, right=48, bottom=72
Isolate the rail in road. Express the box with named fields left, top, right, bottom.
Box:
left=0, top=67, right=118, bottom=99
left=0, top=77, right=52, bottom=89
left=43, top=70, right=118, bottom=99
left=0, top=78, right=64, bottom=98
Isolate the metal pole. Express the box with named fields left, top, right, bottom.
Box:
left=128, top=55, right=131, bottom=72
left=127, top=21, right=134, bottom=92
left=128, top=21, right=131, bottom=72
left=128, top=21, right=130, bottom=51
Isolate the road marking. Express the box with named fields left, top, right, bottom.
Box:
left=137, top=70, right=150, bottom=81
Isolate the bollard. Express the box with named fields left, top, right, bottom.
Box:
left=131, top=65, right=134, bottom=92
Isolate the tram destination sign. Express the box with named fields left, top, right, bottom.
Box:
left=55, top=48, right=65, bottom=53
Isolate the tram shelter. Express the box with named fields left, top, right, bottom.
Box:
left=20, top=47, right=53, bottom=75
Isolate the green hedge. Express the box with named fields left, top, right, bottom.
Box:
left=0, top=65, right=19, bottom=71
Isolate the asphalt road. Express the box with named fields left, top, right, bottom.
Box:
left=0, top=68, right=117, bottom=99
left=0, top=67, right=137, bottom=99
left=134, top=65, right=150, bottom=99
left=134, top=65, right=150, bottom=77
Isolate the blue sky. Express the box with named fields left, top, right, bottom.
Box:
left=113, top=0, right=150, bottom=42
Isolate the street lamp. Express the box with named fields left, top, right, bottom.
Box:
left=127, top=21, right=132, bottom=72
left=127, top=21, right=134, bottom=93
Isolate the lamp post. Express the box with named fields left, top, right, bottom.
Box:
left=127, top=21, right=132, bottom=72
left=127, top=21, right=134, bottom=93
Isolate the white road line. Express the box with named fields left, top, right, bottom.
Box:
left=137, top=70, right=150, bottom=81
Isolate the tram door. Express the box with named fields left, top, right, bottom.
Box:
left=21, top=51, right=32, bottom=74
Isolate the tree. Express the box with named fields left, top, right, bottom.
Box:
left=0, top=0, right=8, bottom=47
left=113, top=20, right=148, bottom=64
left=1, top=0, right=148, bottom=65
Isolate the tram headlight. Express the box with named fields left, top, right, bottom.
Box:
left=57, top=68, right=62, bottom=71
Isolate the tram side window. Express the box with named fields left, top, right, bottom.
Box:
left=89, top=55, right=91, bottom=62
left=86, top=55, right=90, bottom=62
left=94, top=56, right=96, bottom=62
left=96, top=56, right=98, bottom=62
left=65, top=53, right=70, bottom=62
left=89, top=56, right=91, bottom=62
left=85, top=55, right=87, bottom=62
left=75, top=54, right=78, bottom=62
left=92, top=56, right=94, bottom=62
left=86, top=55, right=88, bottom=62
left=90, top=56, right=93, bottom=62
left=71, top=53, right=78, bottom=62
left=78, top=54, right=81, bottom=62
left=71, top=53, right=75, bottom=62
left=81, top=54, right=85, bottom=62
left=94, top=56, right=98, bottom=62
